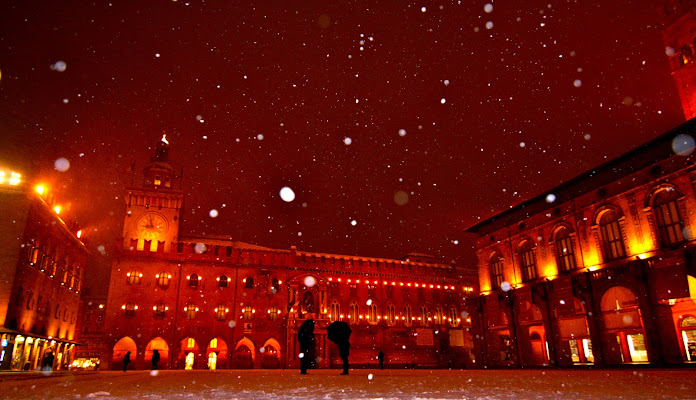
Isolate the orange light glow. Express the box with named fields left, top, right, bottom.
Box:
left=53, top=206, right=61, bottom=215
left=76, top=230, right=82, bottom=238
left=34, top=185, right=46, bottom=195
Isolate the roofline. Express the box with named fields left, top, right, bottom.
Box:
left=464, top=117, right=695, bottom=235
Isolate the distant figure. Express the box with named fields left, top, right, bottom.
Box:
left=43, top=352, right=55, bottom=371
left=378, top=350, right=385, bottom=369
left=338, top=341, right=350, bottom=375
left=297, top=319, right=315, bottom=375
left=151, top=349, right=160, bottom=370
left=123, top=351, right=131, bottom=372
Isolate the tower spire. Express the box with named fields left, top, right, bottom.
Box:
left=143, top=134, right=175, bottom=189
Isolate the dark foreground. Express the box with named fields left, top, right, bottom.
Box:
left=0, top=368, right=694, bottom=399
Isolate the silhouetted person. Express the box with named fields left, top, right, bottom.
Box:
left=43, top=352, right=54, bottom=371
left=338, top=341, right=350, bottom=375
left=378, top=350, right=385, bottom=369
left=298, top=319, right=315, bottom=375
left=151, top=349, right=160, bottom=370
left=123, top=351, right=131, bottom=372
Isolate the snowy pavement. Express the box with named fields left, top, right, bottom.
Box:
left=0, top=368, right=694, bottom=400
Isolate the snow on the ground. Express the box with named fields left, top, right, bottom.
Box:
left=0, top=369, right=693, bottom=400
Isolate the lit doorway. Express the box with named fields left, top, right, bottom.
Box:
left=185, top=352, right=194, bottom=370
left=680, top=316, right=696, bottom=361
left=207, top=352, right=217, bottom=370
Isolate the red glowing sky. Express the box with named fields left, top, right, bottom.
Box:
left=0, top=1, right=684, bottom=274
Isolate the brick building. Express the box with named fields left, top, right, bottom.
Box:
left=0, top=170, right=88, bottom=370
left=462, top=1, right=696, bottom=369
left=100, top=137, right=477, bottom=370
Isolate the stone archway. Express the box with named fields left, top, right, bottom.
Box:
left=145, top=337, right=169, bottom=369
left=234, top=337, right=255, bottom=369
left=112, top=337, right=137, bottom=370
left=261, top=338, right=281, bottom=369
left=600, top=286, right=648, bottom=364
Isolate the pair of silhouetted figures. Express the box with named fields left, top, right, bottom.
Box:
left=298, top=319, right=352, bottom=375
left=122, top=350, right=160, bottom=371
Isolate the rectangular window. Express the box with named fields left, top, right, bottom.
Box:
left=600, top=221, right=625, bottom=260
left=349, top=284, right=357, bottom=298
left=655, top=201, right=684, bottom=246
left=491, top=258, right=504, bottom=289
left=521, top=249, right=537, bottom=281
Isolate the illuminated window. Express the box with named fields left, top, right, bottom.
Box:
left=404, top=305, right=413, bottom=326
left=124, top=302, right=136, bottom=317
left=268, top=305, right=278, bottom=321
left=449, top=307, right=459, bottom=326
left=599, top=209, right=626, bottom=261
left=653, top=188, right=685, bottom=247
left=218, top=275, right=228, bottom=289
left=210, top=338, right=218, bottom=348
left=187, top=338, right=195, bottom=348
left=154, top=303, right=167, bottom=318
left=30, top=247, right=39, bottom=265
left=184, top=303, right=198, bottom=319
left=157, top=272, right=171, bottom=287
left=420, top=305, right=428, bottom=326
left=554, top=226, right=577, bottom=272
left=489, top=252, right=504, bottom=290
left=349, top=303, right=359, bottom=325
left=519, top=240, right=537, bottom=282
left=244, top=276, right=254, bottom=289
left=214, top=304, right=228, bottom=321
left=434, top=307, right=444, bottom=324
left=188, top=273, right=200, bottom=288
left=368, top=303, right=378, bottom=324
left=329, top=301, right=340, bottom=322
left=386, top=304, right=396, bottom=325
left=243, top=305, right=253, bottom=320
left=271, top=278, right=280, bottom=292
left=127, top=270, right=142, bottom=285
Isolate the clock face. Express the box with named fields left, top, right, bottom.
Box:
left=136, top=213, right=168, bottom=240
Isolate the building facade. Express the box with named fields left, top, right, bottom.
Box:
left=0, top=171, right=87, bottom=370
left=100, top=137, right=477, bottom=370
left=465, top=120, right=696, bottom=368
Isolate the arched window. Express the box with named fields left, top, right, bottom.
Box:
left=368, top=303, right=378, bottom=324
left=271, top=278, right=281, bottom=292
left=329, top=301, right=340, bottom=322
left=420, top=305, right=428, bottom=326
left=653, top=188, right=685, bottom=247
left=156, top=272, right=171, bottom=287
left=434, top=307, right=444, bottom=324
left=153, top=303, right=167, bottom=318
left=188, top=274, right=200, bottom=288
left=554, top=226, right=576, bottom=272
left=599, top=209, right=626, bottom=261
left=268, top=305, right=279, bottom=321
left=184, top=303, right=198, bottom=320
left=519, top=240, right=537, bottom=282
left=218, top=275, right=228, bottom=289
left=386, top=304, right=396, bottom=325
left=244, top=276, right=254, bottom=289
left=123, top=302, right=137, bottom=317
left=127, top=270, right=142, bottom=285
left=242, top=305, right=254, bottom=319
left=404, top=305, right=413, bottom=326
left=214, top=304, right=228, bottom=321
left=349, top=303, right=359, bottom=325
left=449, top=307, right=459, bottom=326
left=489, top=252, right=504, bottom=290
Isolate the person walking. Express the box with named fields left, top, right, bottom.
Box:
left=378, top=350, right=385, bottom=369
left=151, top=349, right=160, bottom=370
left=123, top=351, right=131, bottom=372
left=338, top=341, right=350, bottom=375
left=297, top=319, right=315, bottom=375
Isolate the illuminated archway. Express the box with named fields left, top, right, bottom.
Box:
left=233, top=338, right=254, bottom=369
left=179, top=337, right=199, bottom=370
left=112, top=337, right=137, bottom=370
left=206, top=338, right=228, bottom=370
left=261, top=338, right=281, bottom=369
left=555, top=296, right=593, bottom=365
left=145, top=337, right=169, bottom=366
left=600, top=286, right=648, bottom=364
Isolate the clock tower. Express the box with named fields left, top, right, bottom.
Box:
left=122, top=135, right=184, bottom=253
left=661, top=0, right=696, bottom=120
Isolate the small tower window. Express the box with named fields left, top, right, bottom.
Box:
left=188, top=273, right=200, bottom=288
left=214, top=305, right=229, bottom=321
left=184, top=303, right=198, bottom=320
left=244, top=276, right=254, bottom=289
left=157, top=272, right=171, bottom=287
left=218, top=275, right=228, bottom=289
left=127, top=271, right=143, bottom=285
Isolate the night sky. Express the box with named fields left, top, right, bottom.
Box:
left=0, top=1, right=685, bottom=274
